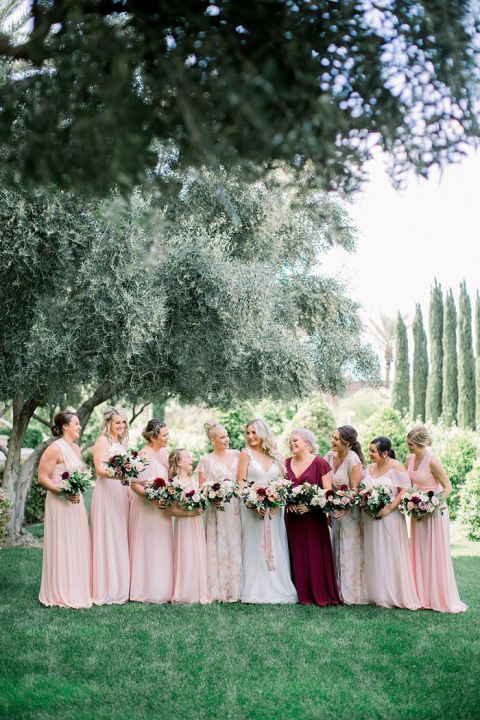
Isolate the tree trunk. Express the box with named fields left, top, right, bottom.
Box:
left=2, top=393, right=40, bottom=535
left=13, top=438, right=53, bottom=534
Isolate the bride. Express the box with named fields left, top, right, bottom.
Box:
left=237, top=419, right=298, bottom=604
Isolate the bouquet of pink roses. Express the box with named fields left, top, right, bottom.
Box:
left=144, top=476, right=177, bottom=507
left=286, top=481, right=318, bottom=507
left=400, top=486, right=445, bottom=520
left=171, top=477, right=207, bottom=512
left=58, top=469, right=92, bottom=499
left=241, top=477, right=291, bottom=514
left=202, top=478, right=240, bottom=511
left=357, top=482, right=393, bottom=519
left=104, top=451, right=148, bottom=486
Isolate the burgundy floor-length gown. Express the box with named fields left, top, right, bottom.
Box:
left=285, top=455, right=342, bottom=606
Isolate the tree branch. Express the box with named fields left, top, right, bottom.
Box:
left=129, top=402, right=150, bottom=425
left=0, top=403, right=12, bottom=420
left=32, top=413, right=51, bottom=429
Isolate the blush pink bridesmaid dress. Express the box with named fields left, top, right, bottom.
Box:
left=407, top=452, right=467, bottom=613
left=129, top=458, right=174, bottom=603
left=171, top=475, right=210, bottom=605
left=90, top=440, right=130, bottom=605
left=39, top=438, right=92, bottom=609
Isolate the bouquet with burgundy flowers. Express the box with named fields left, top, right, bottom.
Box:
left=400, top=486, right=445, bottom=520
left=241, top=477, right=291, bottom=514
left=104, top=451, right=148, bottom=486
left=356, top=483, right=393, bottom=519
left=171, top=477, right=207, bottom=512
left=202, top=478, right=240, bottom=511
left=144, top=476, right=177, bottom=507
left=58, top=469, right=92, bottom=499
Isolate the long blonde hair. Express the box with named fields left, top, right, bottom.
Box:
left=100, top=407, right=129, bottom=447
left=245, top=418, right=285, bottom=474
left=168, top=448, right=187, bottom=478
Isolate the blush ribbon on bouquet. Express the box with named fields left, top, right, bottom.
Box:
left=261, top=509, right=275, bottom=572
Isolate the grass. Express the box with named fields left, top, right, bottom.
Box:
left=0, top=527, right=478, bottom=720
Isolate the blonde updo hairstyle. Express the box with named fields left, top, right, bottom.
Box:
left=142, top=418, right=167, bottom=442
left=245, top=418, right=285, bottom=474
left=407, top=425, right=432, bottom=448
left=204, top=419, right=225, bottom=443
left=100, top=407, right=129, bottom=447
left=289, top=427, right=319, bottom=454
left=168, top=448, right=187, bottom=478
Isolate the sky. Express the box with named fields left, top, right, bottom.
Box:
left=322, top=150, right=480, bottom=338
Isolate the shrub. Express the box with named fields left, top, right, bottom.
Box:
left=432, top=425, right=479, bottom=519
left=458, top=462, right=480, bottom=541
left=281, top=396, right=336, bottom=456
left=0, top=488, right=12, bottom=541
left=359, top=407, right=409, bottom=463
left=0, top=426, right=45, bottom=449
left=25, top=477, right=47, bottom=524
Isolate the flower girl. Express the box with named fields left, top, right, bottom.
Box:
left=169, top=449, right=210, bottom=604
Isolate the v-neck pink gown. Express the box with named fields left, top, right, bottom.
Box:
left=407, top=452, right=467, bottom=613
left=90, top=440, right=130, bottom=605
left=129, top=457, right=174, bottom=603
left=363, top=465, right=420, bottom=610
left=39, top=439, right=92, bottom=609
left=198, top=451, right=242, bottom=602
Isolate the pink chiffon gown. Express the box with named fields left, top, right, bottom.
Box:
left=39, top=438, right=92, bottom=609
left=198, top=452, right=242, bottom=602
left=407, top=452, right=467, bottom=613
left=171, top=475, right=210, bottom=604
left=363, top=465, right=421, bottom=610
left=129, top=458, right=174, bottom=603
left=90, top=440, right=130, bottom=605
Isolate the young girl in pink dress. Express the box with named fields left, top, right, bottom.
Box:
left=90, top=407, right=130, bottom=605
left=129, top=419, right=174, bottom=603
left=198, top=420, right=242, bottom=602
left=38, top=411, right=92, bottom=609
left=406, top=425, right=467, bottom=613
left=169, top=448, right=210, bottom=604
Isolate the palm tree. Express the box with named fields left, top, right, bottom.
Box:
left=369, top=314, right=398, bottom=388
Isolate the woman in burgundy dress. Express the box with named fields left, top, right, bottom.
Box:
left=285, top=428, right=342, bottom=606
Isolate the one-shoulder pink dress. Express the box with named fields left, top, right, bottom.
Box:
left=39, top=439, right=92, bottom=609
left=407, top=452, right=467, bottom=613
left=129, top=458, right=174, bottom=603
left=90, top=440, right=130, bottom=605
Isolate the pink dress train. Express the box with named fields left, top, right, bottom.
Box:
left=171, top=475, right=210, bottom=605
left=198, top=452, right=242, bottom=602
left=39, top=439, right=92, bottom=609
left=363, top=466, right=421, bottom=610
left=91, top=440, right=130, bottom=605
left=407, top=452, right=467, bottom=613
left=129, top=458, right=174, bottom=603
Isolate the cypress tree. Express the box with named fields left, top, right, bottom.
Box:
left=476, top=292, right=480, bottom=428
left=392, top=312, right=410, bottom=416
left=426, top=280, right=443, bottom=423
left=442, top=290, right=458, bottom=426
left=412, top=304, right=428, bottom=421
left=458, top=281, right=476, bottom=429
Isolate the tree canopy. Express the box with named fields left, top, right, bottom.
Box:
left=0, top=1, right=478, bottom=193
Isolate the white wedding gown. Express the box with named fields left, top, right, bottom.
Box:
left=240, top=450, right=298, bottom=604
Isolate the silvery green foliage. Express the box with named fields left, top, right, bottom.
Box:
left=0, top=3, right=478, bottom=194
left=392, top=313, right=410, bottom=416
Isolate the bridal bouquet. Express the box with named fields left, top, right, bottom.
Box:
left=311, top=484, right=358, bottom=514
left=241, top=477, right=291, bottom=514
left=144, top=476, right=177, bottom=507
left=171, top=478, right=207, bottom=512
left=357, top=483, right=393, bottom=519
left=400, top=486, right=445, bottom=520
left=58, top=469, right=92, bottom=499
left=104, top=451, right=147, bottom=486
left=202, top=478, right=240, bottom=511
left=286, top=481, right=318, bottom=507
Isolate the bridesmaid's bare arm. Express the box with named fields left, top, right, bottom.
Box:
left=430, top=455, right=452, bottom=500
left=236, top=449, right=250, bottom=486
left=38, top=444, right=79, bottom=503
left=93, top=435, right=118, bottom=479
left=349, top=464, right=362, bottom=490
left=322, top=471, right=333, bottom=491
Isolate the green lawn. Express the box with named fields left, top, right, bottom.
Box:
left=0, top=527, right=478, bottom=720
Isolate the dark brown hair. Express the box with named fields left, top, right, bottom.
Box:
left=142, top=419, right=167, bottom=442
left=51, top=411, right=77, bottom=437
left=370, top=436, right=396, bottom=459
left=337, top=425, right=365, bottom=466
